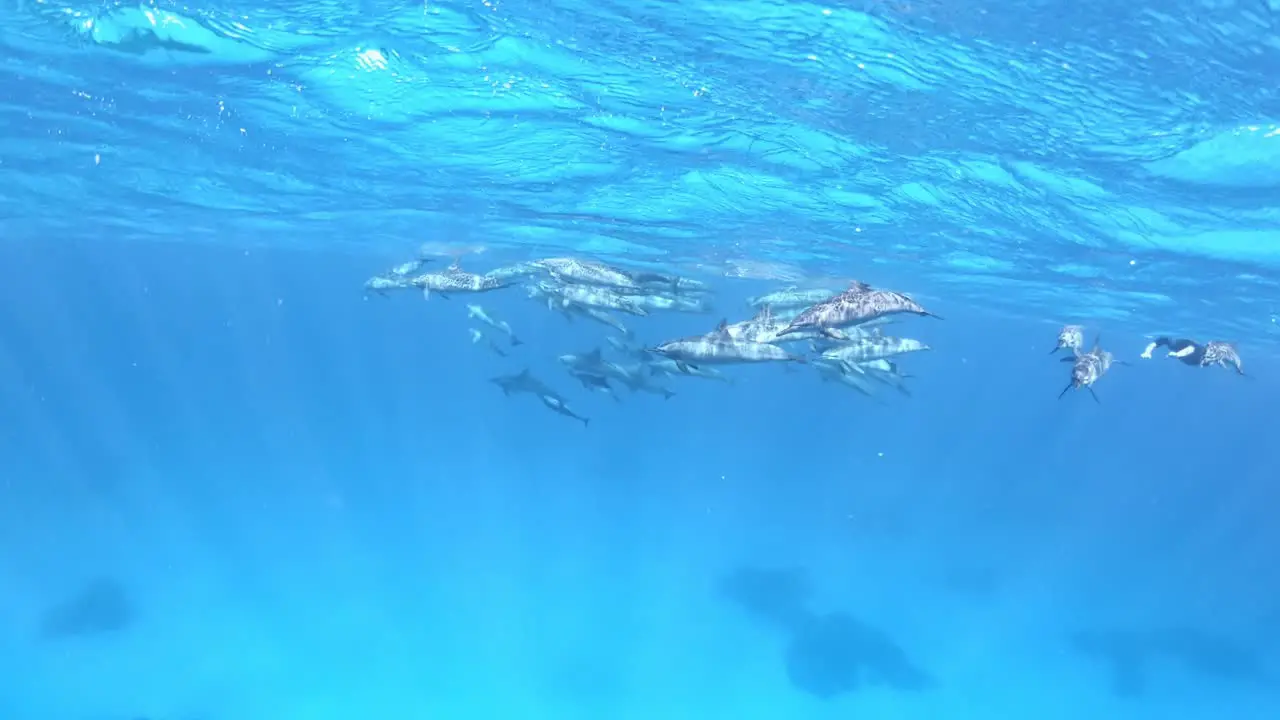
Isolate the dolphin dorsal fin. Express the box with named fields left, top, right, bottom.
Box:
left=847, top=280, right=870, bottom=292
left=714, top=319, right=732, bottom=337
left=585, top=348, right=603, bottom=363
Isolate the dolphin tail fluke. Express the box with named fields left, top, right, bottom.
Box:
left=511, top=336, right=524, bottom=347
left=896, top=384, right=913, bottom=398
left=581, top=417, right=590, bottom=428
left=662, top=389, right=675, bottom=400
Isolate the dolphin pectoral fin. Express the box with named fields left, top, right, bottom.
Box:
left=422, top=288, right=431, bottom=300
left=1088, top=387, right=1101, bottom=404
left=820, top=328, right=843, bottom=340
left=839, top=360, right=857, bottom=374
left=1058, top=383, right=1073, bottom=400
left=1114, top=360, right=1132, bottom=367
left=925, top=312, right=944, bottom=320
left=1059, top=356, right=1076, bottom=363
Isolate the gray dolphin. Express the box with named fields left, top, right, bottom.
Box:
left=491, top=369, right=561, bottom=401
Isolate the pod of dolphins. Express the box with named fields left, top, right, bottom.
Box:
left=364, top=253, right=941, bottom=425
left=366, top=253, right=1247, bottom=421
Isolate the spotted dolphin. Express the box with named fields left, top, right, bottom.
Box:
left=1058, top=335, right=1123, bottom=403
left=534, top=257, right=642, bottom=291
left=411, top=263, right=512, bottom=300
left=1052, top=324, right=1085, bottom=355
left=776, top=281, right=940, bottom=337
left=1202, top=341, right=1245, bottom=375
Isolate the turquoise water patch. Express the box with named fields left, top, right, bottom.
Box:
left=1146, top=124, right=1280, bottom=187
left=942, top=251, right=1016, bottom=273
left=1009, top=162, right=1108, bottom=199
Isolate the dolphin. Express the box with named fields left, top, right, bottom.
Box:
left=813, top=358, right=882, bottom=400
left=410, top=262, right=512, bottom=299
left=650, top=333, right=805, bottom=372
left=1052, top=324, right=1085, bottom=354
left=491, top=369, right=561, bottom=401
left=747, top=287, right=836, bottom=310
left=1059, top=335, right=1125, bottom=403
left=539, top=394, right=590, bottom=427
left=466, top=304, right=522, bottom=346
left=570, top=371, right=622, bottom=403
left=534, top=257, right=642, bottom=291
left=821, top=336, right=930, bottom=369
left=646, top=357, right=735, bottom=384
left=468, top=328, right=508, bottom=357
left=776, top=281, right=940, bottom=337
left=1202, top=341, right=1245, bottom=375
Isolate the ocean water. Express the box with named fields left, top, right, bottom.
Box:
left=2, top=0, right=1280, bottom=718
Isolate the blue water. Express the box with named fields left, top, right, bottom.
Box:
left=2, top=1, right=1280, bottom=718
